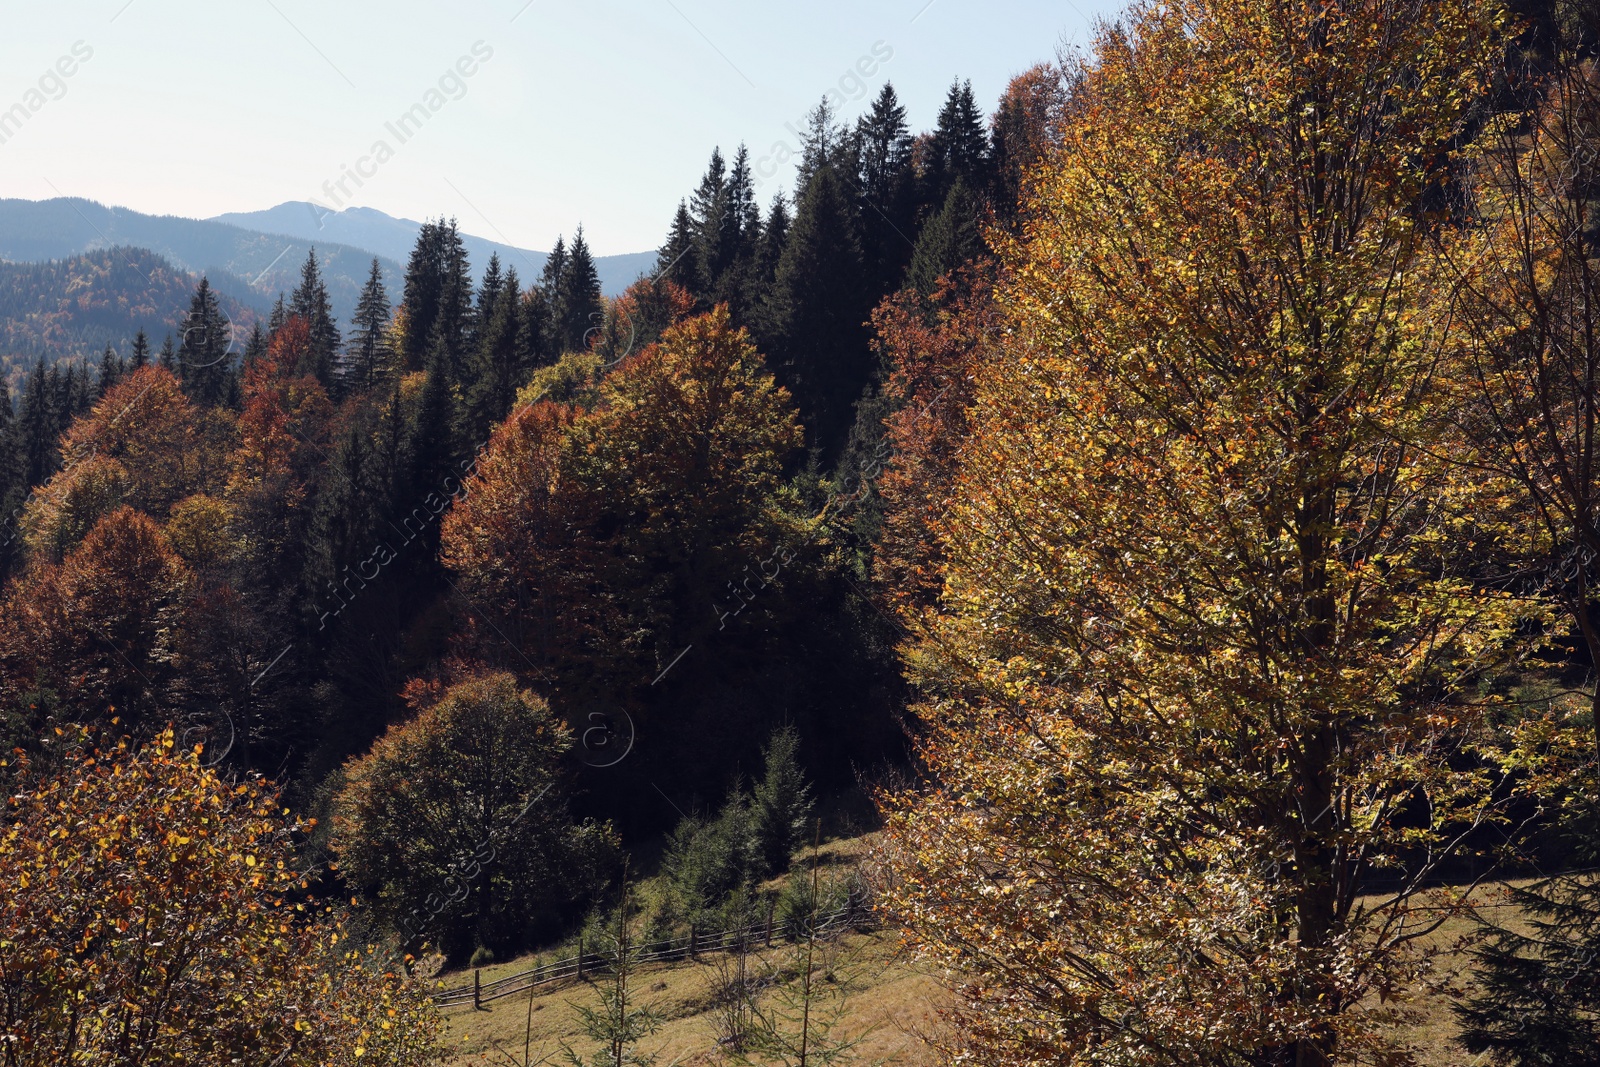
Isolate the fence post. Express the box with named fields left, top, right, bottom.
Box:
left=689, top=923, right=698, bottom=960
left=576, top=936, right=584, bottom=979
left=766, top=898, right=776, bottom=947
left=473, top=968, right=481, bottom=1011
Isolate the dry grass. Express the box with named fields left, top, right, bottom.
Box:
left=439, top=926, right=952, bottom=1066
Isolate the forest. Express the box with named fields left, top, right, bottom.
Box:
left=2, top=0, right=1599, bottom=1064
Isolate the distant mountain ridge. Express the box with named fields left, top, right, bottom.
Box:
left=211, top=202, right=657, bottom=296
left=0, top=198, right=655, bottom=322
left=0, top=198, right=397, bottom=327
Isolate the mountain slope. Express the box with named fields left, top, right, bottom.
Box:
left=211, top=202, right=657, bottom=295
left=0, top=198, right=403, bottom=326
left=0, top=247, right=263, bottom=378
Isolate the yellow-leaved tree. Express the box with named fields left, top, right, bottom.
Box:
left=875, top=2, right=1524, bottom=1065
left=0, top=730, right=445, bottom=1066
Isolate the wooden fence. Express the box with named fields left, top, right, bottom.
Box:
left=432, top=895, right=875, bottom=1010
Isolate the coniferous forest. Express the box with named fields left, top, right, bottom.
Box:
left=3, top=1, right=1600, bottom=1064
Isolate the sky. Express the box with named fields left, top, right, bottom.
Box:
left=0, top=0, right=1120, bottom=255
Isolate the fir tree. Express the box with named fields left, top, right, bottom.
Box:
left=346, top=258, right=393, bottom=394
left=158, top=334, right=177, bottom=372
left=751, top=725, right=815, bottom=876
left=96, top=344, right=124, bottom=397
left=129, top=329, right=151, bottom=370
left=554, top=227, right=603, bottom=354
left=760, top=165, right=870, bottom=459
left=463, top=266, right=526, bottom=440
left=905, top=180, right=986, bottom=295
left=922, top=79, right=990, bottom=215
left=795, top=97, right=846, bottom=195
left=1456, top=817, right=1600, bottom=1066
left=400, top=219, right=472, bottom=376
left=855, top=82, right=917, bottom=295
left=290, top=249, right=343, bottom=392
left=177, top=277, right=233, bottom=407
left=657, top=202, right=697, bottom=288
left=539, top=235, right=570, bottom=354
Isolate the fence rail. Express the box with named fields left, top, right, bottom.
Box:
left=432, top=895, right=875, bottom=1009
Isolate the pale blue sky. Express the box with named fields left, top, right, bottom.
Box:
left=0, top=1, right=1118, bottom=254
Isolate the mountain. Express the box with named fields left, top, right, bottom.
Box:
left=211, top=202, right=657, bottom=296
left=0, top=247, right=263, bottom=380
left=0, top=198, right=398, bottom=328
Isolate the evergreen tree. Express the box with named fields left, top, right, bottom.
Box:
left=922, top=79, right=991, bottom=216
left=748, top=195, right=790, bottom=307
left=346, top=258, right=393, bottom=394
left=242, top=322, right=268, bottom=368
left=96, top=344, right=124, bottom=397
left=855, top=82, right=918, bottom=295
left=177, top=277, right=233, bottom=407
left=469, top=252, right=504, bottom=363
left=554, top=227, right=603, bottom=354
left=129, top=330, right=151, bottom=370
left=657, top=201, right=697, bottom=288
left=1456, top=818, right=1600, bottom=1065
left=158, top=334, right=177, bottom=372
left=15, top=361, right=60, bottom=489
left=268, top=294, right=288, bottom=334
left=400, top=219, right=472, bottom=377
left=539, top=235, right=570, bottom=354
left=751, top=725, right=815, bottom=877
left=760, top=165, right=870, bottom=459
left=290, top=249, right=343, bottom=392
left=795, top=97, right=847, bottom=195
left=463, top=266, right=526, bottom=440
left=520, top=284, right=554, bottom=369
left=905, top=180, right=986, bottom=295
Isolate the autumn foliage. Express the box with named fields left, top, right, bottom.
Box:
left=875, top=1, right=1522, bottom=1064
left=0, top=730, right=445, bottom=1066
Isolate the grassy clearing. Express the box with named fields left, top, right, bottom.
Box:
left=434, top=834, right=1538, bottom=1065
left=438, top=926, right=951, bottom=1065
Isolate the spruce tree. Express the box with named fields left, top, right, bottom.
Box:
left=689, top=147, right=729, bottom=301
left=129, top=329, right=151, bottom=370
left=463, top=266, right=526, bottom=440
left=795, top=97, right=846, bottom=195
left=905, top=180, right=985, bottom=295
left=751, top=725, right=815, bottom=877
left=400, top=222, right=443, bottom=373
left=657, top=202, right=697, bottom=289
left=346, top=258, right=393, bottom=394
left=96, top=344, right=124, bottom=397
left=855, top=82, right=917, bottom=295
left=555, top=227, right=603, bottom=354
left=400, top=219, right=471, bottom=376
left=158, top=334, right=177, bottom=372
left=760, top=165, right=870, bottom=459
left=747, top=195, right=790, bottom=310
left=178, top=277, right=233, bottom=407
left=290, top=249, right=343, bottom=392
left=539, top=235, right=570, bottom=355
left=922, top=79, right=991, bottom=216
left=1456, top=816, right=1600, bottom=1066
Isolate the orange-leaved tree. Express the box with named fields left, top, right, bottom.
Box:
left=0, top=729, right=445, bottom=1066
left=0, top=507, right=195, bottom=733
left=443, top=306, right=805, bottom=697
left=875, top=2, right=1522, bottom=1065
